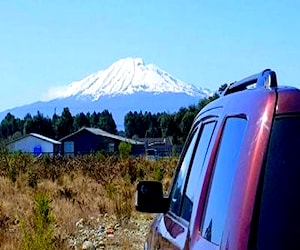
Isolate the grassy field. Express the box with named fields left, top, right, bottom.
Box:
left=0, top=152, right=177, bottom=249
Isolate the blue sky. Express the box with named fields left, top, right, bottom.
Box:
left=1, top=0, right=300, bottom=111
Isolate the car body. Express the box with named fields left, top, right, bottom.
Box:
left=136, top=69, right=300, bottom=250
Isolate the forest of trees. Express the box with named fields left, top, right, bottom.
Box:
left=0, top=89, right=224, bottom=146
left=123, top=92, right=220, bottom=144
left=0, top=108, right=117, bottom=142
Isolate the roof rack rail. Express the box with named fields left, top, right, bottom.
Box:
left=223, top=69, right=277, bottom=96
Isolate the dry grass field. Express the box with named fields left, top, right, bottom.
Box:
left=0, top=152, right=177, bottom=249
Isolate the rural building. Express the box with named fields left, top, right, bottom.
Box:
left=6, top=133, right=61, bottom=156
left=139, top=137, right=175, bottom=158
left=59, top=127, right=145, bottom=156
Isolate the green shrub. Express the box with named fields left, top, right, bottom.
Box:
left=95, top=151, right=105, bottom=162
left=152, top=166, right=165, bottom=182
left=22, top=193, right=55, bottom=250
left=118, top=142, right=132, bottom=160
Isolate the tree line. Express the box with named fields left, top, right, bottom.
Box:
left=0, top=87, right=225, bottom=145
left=0, top=108, right=117, bottom=142
left=124, top=92, right=220, bottom=144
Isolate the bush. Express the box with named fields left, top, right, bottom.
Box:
left=118, top=142, right=132, bottom=160
left=0, top=151, right=178, bottom=248
left=152, top=166, right=165, bottom=182
left=22, top=193, right=55, bottom=250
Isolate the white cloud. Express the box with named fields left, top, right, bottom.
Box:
left=41, top=85, right=70, bottom=101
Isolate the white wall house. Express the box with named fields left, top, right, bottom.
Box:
left=6, top=133, right=61, bottom=156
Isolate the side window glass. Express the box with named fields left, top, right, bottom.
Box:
left=181, top=121, right=216, bottom=221
left=201, top=117, right=247, bottom=245
left=254, top=116, right=300, bottom=249
left=169, top=128, right=199, bottom=216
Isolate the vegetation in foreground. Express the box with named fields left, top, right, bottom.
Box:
left=0, top=151, right=177, bottom=249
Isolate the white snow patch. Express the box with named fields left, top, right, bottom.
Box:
left=44, top=57, right=210, bottom=101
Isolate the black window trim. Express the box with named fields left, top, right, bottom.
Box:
left=168, top=116, right=218, bottom=221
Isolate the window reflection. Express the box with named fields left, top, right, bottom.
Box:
left=169, top=128, right=199, bottom=215
left=201, top=117, right=247, bottom=245
left=181, top=122, right=216, bottom=221
left=255, top=115, right=300, bottom=249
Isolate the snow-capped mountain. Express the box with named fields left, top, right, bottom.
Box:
left=1, top=58, right=212, bottom=129
left=47, top=57, right=210, bottom=100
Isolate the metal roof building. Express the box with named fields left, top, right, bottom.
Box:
left=59, top=127, right=145, bottom=156
left=6, top=133, right=61, bottom=156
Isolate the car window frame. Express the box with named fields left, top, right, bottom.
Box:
left=199, top=115, right=248, bottom=245
left=168, top=122, right=200, bottom=217
left=180, top=120, right=217, bottom=222
left=168, top=116, right=218, bottom=221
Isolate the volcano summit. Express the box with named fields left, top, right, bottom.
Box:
left=1, top=58, right=211, bottom=129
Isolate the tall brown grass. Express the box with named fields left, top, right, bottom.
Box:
left=0, top=152, right=177, bottom=249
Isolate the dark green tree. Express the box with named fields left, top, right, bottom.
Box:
left=74, top=112, right=90, bottom=131
left=23, top=113, right=33, bottom=135
left=179, top=110, right=196, bottom=140
left=197, top=93, right=219, bottom=111
left=158, top=113, right=176, bottom=137
left=89, top=111, right=100, bottom=127
left=25, top=111, right=54, bottom=137
left=145, top=126, right=161, bottom=138
left=98, top=110, right=117, bottom=134
left=124, top=111, right=154, bottom=138
left=124, top=111, right=137, bottom=138
left=51, top=112, right=60, bottom=140
left=0, top=113, right=23, bottom=139
left=55, top=108, right=74, bottom=139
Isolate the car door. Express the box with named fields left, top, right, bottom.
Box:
left=192, top=116, right=248, bottom=249
left=193, top=89, right=277, bottom=250
left=151, top=118, right=217, bottom=249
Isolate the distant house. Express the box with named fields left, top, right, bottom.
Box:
left=59, top=127, right=145, bottom=156
left=6, top=133, right=61, bottom=156
left=139, top=137, right=175, bottom=158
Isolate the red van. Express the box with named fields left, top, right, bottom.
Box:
left=136, top=69, right=300, bottom=250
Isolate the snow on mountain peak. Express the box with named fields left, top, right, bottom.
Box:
left=46, top=57, right=209, bottom=101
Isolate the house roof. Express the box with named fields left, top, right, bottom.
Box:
left=30, top=133, right=61, bottom=145
left=6, top=133, right=61, bottom=145
left=60, top=127, right=144, bottom=145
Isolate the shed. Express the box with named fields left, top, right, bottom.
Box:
left=6, top=133, right=61, bottom=156
left=59, top=127, right=145, bottom=156
left=139, top=137, right=180, bottom=157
